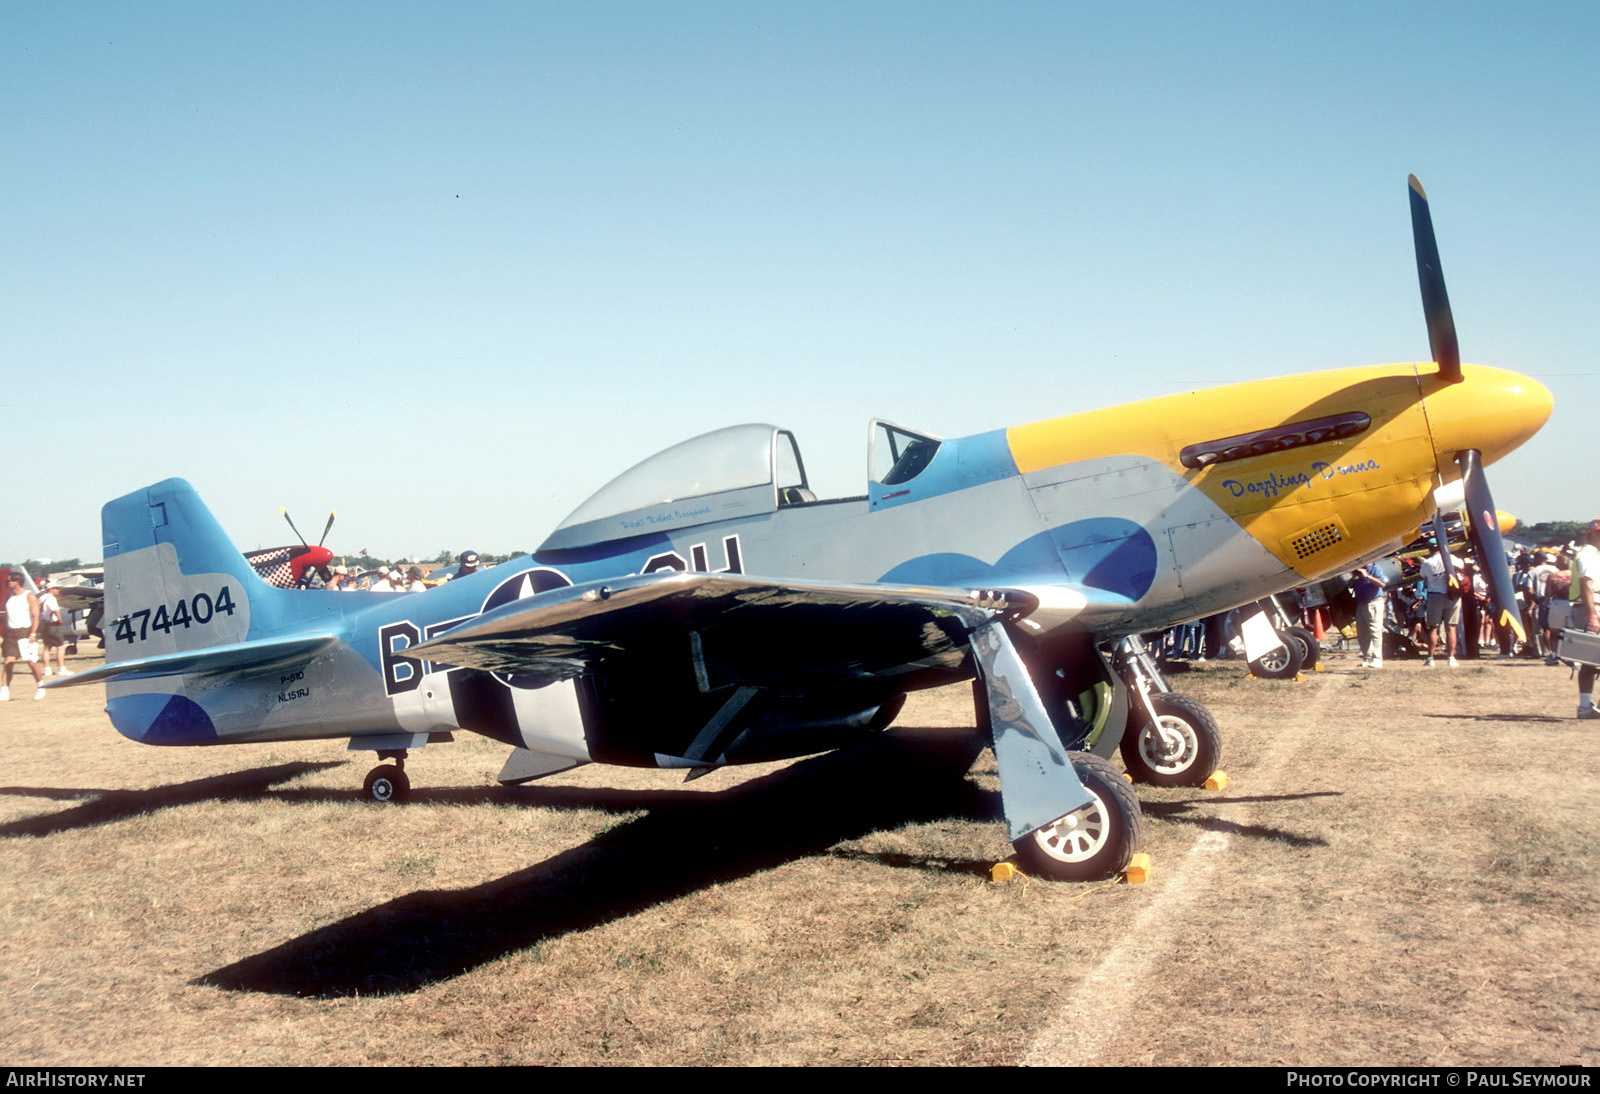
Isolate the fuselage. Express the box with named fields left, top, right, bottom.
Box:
left=97, top=359, right=1551, bottom=766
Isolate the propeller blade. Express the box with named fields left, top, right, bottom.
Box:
left=1458, top=448, right=1525, bottom=643
left=319, top=510, right=336, bottom=547
left=281, top=507, right=308, bottom=546
left=1408, top=174, right=1462, bottom=384
left=1430, top=509, right=1459, bottom=593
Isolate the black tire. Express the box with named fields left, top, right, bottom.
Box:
left=1286, top=626, right=1319, bottom=668
left=1121, top=693, right=1222, bottom=787
left=1248, top=637, right=1302, bottom=679
left=363, top=765, right=410, bottom=803
left=1012, top=752, right=1142, bottom=882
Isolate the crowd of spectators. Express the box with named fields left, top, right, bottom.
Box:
left=1158, top=519, right=1600, bottom=719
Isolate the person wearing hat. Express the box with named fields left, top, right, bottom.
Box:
left=1420, top=537, right=1461, bottom=668
left=451, top=551, right=480, bottom=581
left=37, top=582, right=70, bottom=678
left=1571, top=520, right=1600, bottom=719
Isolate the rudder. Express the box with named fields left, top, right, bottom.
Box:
left=101, top=479, right=281, bottom=664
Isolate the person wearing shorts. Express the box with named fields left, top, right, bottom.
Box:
left=37, top=583, right=70, bottom=677
left=1422, top=547, right=1461, bottom=668
left=2, top=572, right=44, bottom=700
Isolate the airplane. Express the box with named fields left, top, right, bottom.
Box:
left=244, top=508, right=338, bottom=589
left=1396, top=507, right=1518, bottom=561
left=56, top=509, right=338, bottom=629
left=242, top=544, right=333, bottom=589
left=51, top=176, right=1552, bottom=882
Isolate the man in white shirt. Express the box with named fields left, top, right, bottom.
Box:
left=1571, top=521, right=1600, bottom=719
left=37, top=583, right=70, bottom=677
left=2, top=572, right=45, bottom=700
left=1421, top=544, right=1461, bottom=668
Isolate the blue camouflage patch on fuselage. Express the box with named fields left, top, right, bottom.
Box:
left=879, top=518, right=1158, bottom=603
left=107, top=692, right=219, bottom=745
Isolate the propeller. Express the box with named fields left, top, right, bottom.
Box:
left=1408, top=175, right=1522, bottom=643
left=1429, top=510, right=1460, bottom=594
left=1408, top=174, right=1461, bottom=384
left=1458, top=449, right=1525, bottom=642
left=282, top=508, right=337, bottom=547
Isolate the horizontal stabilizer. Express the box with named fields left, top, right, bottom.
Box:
left=44, top=634, right=339, bottom=688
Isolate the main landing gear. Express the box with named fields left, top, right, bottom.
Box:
left=1023, top=632, right=1222, bottom=790
left=992, top=630, right=1220, bottom=881
left=1114, top=635, right=1222, bottom=788
left=1246, top=595, right=1319, bottom=680
left=1121, top=692, right=1222, bottom=788
left=1012, top=752, right=1143, bottom=882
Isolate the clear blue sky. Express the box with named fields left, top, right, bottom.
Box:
left=5, top=2, right=1595, bottom=561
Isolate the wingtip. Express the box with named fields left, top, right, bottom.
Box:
left=1408, top=173, right=1427, bottom=200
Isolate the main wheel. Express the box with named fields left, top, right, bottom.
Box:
left=1248, top=637, right=1302, bottom=679
left=1286, top=626, right=1319, bottom=669
left=1013, top=753, right=1142, bottom=882
left=363, top=765, right=410, bottom=803
left=1121, top=693, right=1222, bottom=787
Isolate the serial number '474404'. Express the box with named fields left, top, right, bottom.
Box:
left=113, top=588, right=237, bottom=644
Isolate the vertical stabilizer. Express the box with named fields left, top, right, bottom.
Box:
left=100, top=479, right=279, bottom=664
left=94, top=479, right=346, bottom=745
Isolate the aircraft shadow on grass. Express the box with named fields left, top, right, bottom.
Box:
left=198, top=725, right=994, bottom=998
left=0, top=761, right=344, bottom=838
left=196, top=727, right=1335, bottom=999
left=1138, top=791, right=1338, bottom=849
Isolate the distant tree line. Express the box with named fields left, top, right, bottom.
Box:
left=17, top=558, right=89, bottom=580
left=1521, top=521, right=1589, bottom=545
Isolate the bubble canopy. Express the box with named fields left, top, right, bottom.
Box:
left=540, top=424, right=809, bottom=552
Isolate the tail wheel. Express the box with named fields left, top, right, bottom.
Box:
left=363, top=765, right=410, bottom=803
left=1012, top=753, right=1142, bottom=882
left=1121, top=693, right=1221, bottom=787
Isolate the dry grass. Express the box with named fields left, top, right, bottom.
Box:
left=2, top=647, right=1597, bottom=1065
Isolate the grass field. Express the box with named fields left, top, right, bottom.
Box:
left=2, top=647, right=1596, bottom=1066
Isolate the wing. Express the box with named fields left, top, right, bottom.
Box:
left=54, top=586, right=103, bottom=612
left=404, top=571, right=1084, bottom=688
left=406, top=570, right=1098, bottom=842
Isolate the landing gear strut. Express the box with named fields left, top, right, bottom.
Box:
left=1018, top=631, right=1222, bottom=789
left=1112, top=635, right=1221, bottom=788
